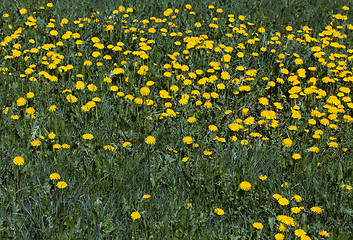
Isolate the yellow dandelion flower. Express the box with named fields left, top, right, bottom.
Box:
left=82, top=133, right=94, bottom=140
left=31, top=140, right=41, bottom=147
left=13, top=156, right=24, bottom=166
left=282, top=138, right=293, bottom=147
left=142, top=194, right=150, bottom=199
left=145, top=136, right=156, bottom=145
left=182, top=136, right=193, bottom=144
left=186, top=203, right=192, bottom=209
left=291, top=207, right=301, bottom=214
left=56, top=181, right=68, bottom=189
left=131, top=211, right=141, bottom=220
left=278, top=198, right=289, bottom=206
left=275, top=233, right=285, bottom=240
left=17, top=97, right=27, bottom=106
left=214, top=208, right=224, bottom=215
left=258, top=97, right=269, bottom=105
left=253, top=222, right=263, bottom=229
left=292, top=153, right=301, bottom=160
left=319, top=230, right=330, bottom=237
left=66, top=94, right=77, bottom=103
left=239, top=181, right=251, bottom=191
left=50, top=173, right=60, bottom=180
left=208, top=125, right=218, bottom=131
left=49, top=105, right=57, bottom=112
left=104, top=145, right=115, bottom=151
left=53, top=144, right=61, bottom=149
left=309, top=146, right=319, bottom=153
left=19, top=8, right=27, bottom=14
left=48, top=132, right=56, bottom=140
left=310, top=206, right=322, bottom=214
left=140, top=87, right=150, bottom=96
left=87, top=84, right=97, bottom=92
left=259, top=174, right=267, bottom=181
left=276, top=215, right=295, bottom=226
left=291, top=195, right=302, bottom=202
left=294, top=229, right=306, bottom=237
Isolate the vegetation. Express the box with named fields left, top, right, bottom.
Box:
left=0, top=0, right=353, bottom=239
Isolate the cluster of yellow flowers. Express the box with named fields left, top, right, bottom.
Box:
left=2, top=2, right=352, bottom=237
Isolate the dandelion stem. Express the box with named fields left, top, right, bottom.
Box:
left=16, top=167, right=19, bottom=194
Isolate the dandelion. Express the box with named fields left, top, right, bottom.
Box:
left=291, top=207, right=301, bottom=214
left=208, top=125, right=218, bottom=131
left=145, top=136, right=156, bottom=145
left=140, top=87, right=150, bottom=96
left=62, top=144, right=70, bottom=149
left=48, top=132, right=56, bottom=140
left=310, top=206, right=323, bottom=214
left=66, top=94, right=77, bottom=103
left=258, top=97, right=269, bottom=106
left=17, top=97, right=27, bottom=106
left=214, top=208, right=224, bottom=215
left=253, top=222, right=263, bottom=229
left=31, top=140, right=41, bottom=146
left=275, top=233, right=285, bottom=240
left=241, top=140, right=249, bottom=145
left=26, top=92, right=34, bottom=98
left=278, top=198, right=289, bottom=206
left=341, top=184, right=352, bottom=190
left=13, top=156, right=24, bottom=166
left=282, top=138, right=293, bottom=147
left=242, top=108, right=249, bottom=115
left=131, top=211, right=141, bottom=220
left=289, top=125, right=298, bottom=131
left=142, top=194, right=150, bottom=199
left=309, top=146, right=319, bottom=153
left=56, top=181, right=68, bottom=189
left=84, top=60, right=92, bottom=66
left=123, top=142, right=132, bottom=147
left=243, top=117, right=255, bottom=125
left=294, top=229, right=306, bottom=237
left=53, top=144, right=61, bottom=149
left=50, top=30, right=58, bottom=36
left=182, top=136, right=193, bottom=144
left=75, top=81, right=85, bottom=90
left=26, top=107, right=35, bottom=115
left=49, top=105, right=57, bottom=112
left=186, top=203, right=193, bottom=209
left=276, top=215, right=295, bottom=226
left=328, top=142, right=338, bottom=148
left=87, top=84, right=97, bottom=91
left=159, top=90, right=172, bottom=99
left=277, top=223, right=288, bottom=232
left=50, top=173, right=60, bottom=180
left=292, top=153, right=301, bottom=160
left=113, top=68, right=125, bottom=75
left=319, top=230, right=330, bottom=237
left=259, top=174, right=267, bottom=181
left=239, top=181, right=251, bottom=191
left=82, top=133, right=94, bottom=140
left=19, top=8, right=27, bottom=14
left=291, top=195, right=302, bottom=202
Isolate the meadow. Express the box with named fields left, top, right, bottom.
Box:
left=0, top=0, right=353, bottom=239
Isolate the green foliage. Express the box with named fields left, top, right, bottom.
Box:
left=0, top=0, right=353, bottom=239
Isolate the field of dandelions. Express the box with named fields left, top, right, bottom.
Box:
left=1, top=0, right=353, bottom=239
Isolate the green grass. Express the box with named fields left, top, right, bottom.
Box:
left=0, top=0, right=353, bottom=239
